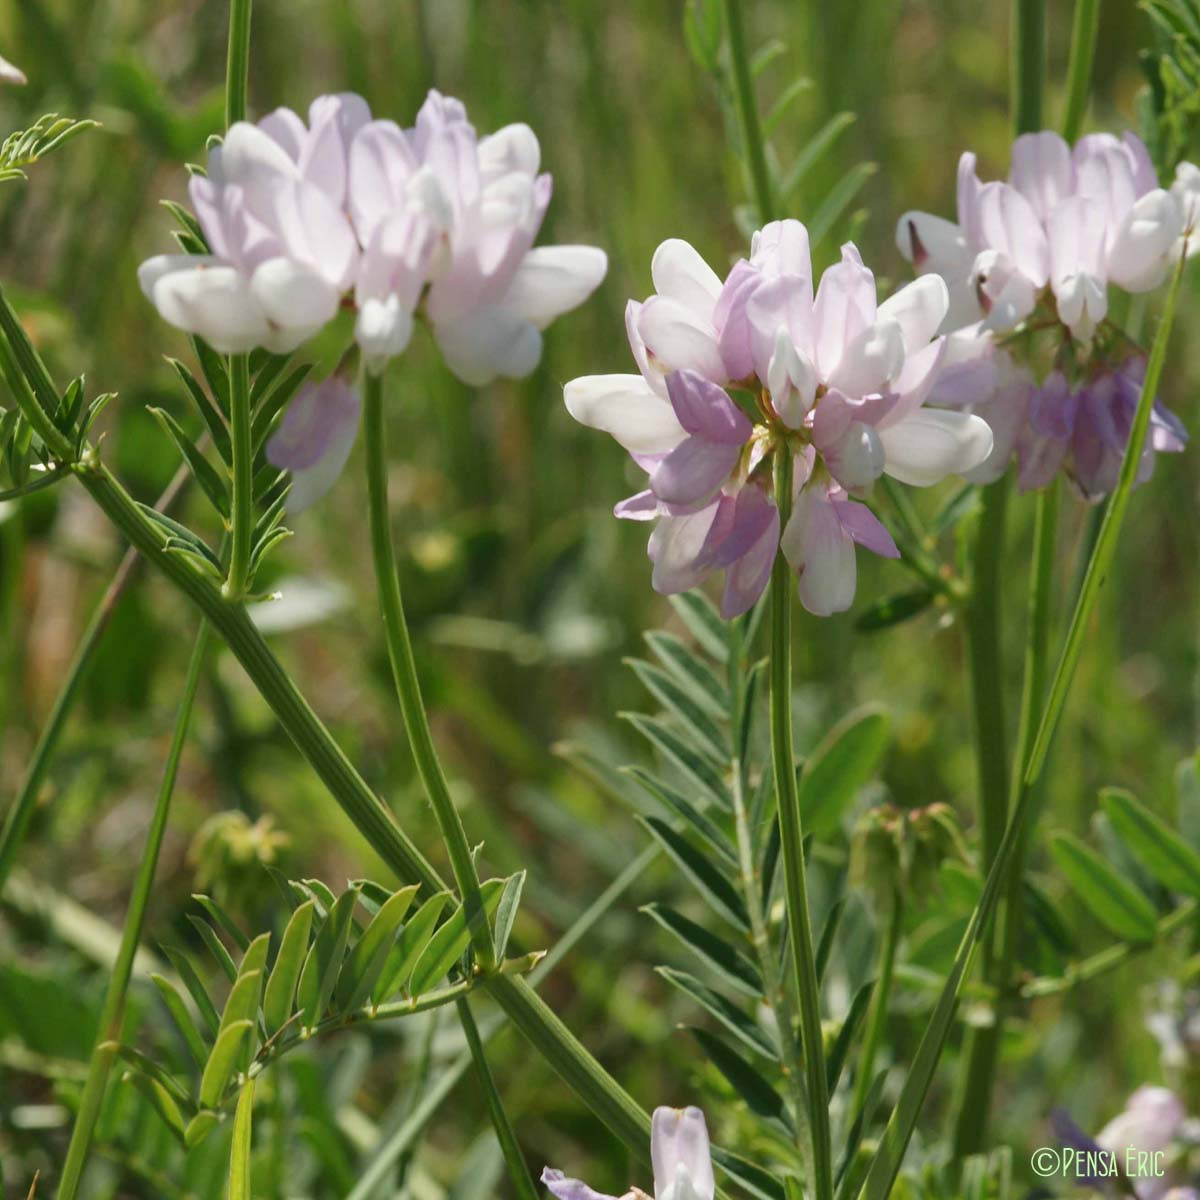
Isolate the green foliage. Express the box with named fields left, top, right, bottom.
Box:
left=1140, top=0, right=1200, bottom=172
left=0, top=114, right=96, bottom=184
left=106, top=873, right=526, bottom=1176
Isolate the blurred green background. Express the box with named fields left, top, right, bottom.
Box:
left=0, top=1, right=1197, bottom=1196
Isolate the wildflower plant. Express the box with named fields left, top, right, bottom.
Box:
left=0, top=1, right=1198, bottom=1199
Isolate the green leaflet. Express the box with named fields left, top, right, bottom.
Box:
left=798, top=705, right=891, bottom=838
left=1100, top=788, right=1200, bottom=898
left=1050, top=831, right=1159, bottom=942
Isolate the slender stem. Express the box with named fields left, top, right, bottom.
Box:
left=964, top=478, right=1011, bottom=878
left=457, top=997, right=540, bottom=1200
left=724, top=0, right=775, bottom=223
left=1011, top=0, right=1045, bottom=135
left=56, top=625, right=210, bottom=1200
left=727, top=620, right=814, bottom=1174
left=851, top=890, right=902, bottom=1122
left=857, top=244, right=1187, bottom=1200
left=770, top=450, right=832, bottom=1200
left=224, top=0, right=252, bottom=128
left=1061, top=0, right=1101, bottom=142
left=221, top=0, right=253, bottom=597
left=224, top=352, right=253, bottom=600
left=363, top=371, right=496, bottom=967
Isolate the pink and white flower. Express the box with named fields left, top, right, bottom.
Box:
left=139, top=90, right=607, bottom=381
left=566, top=221, right=992, bottom=616
left=896, top=129, right=1191, bottom=495
left=347, top=90, right=607, bottom=380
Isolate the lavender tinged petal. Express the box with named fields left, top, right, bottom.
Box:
left=665, top=370, right=753, bottom=443
left=541, top=1169, right=624, bottom=1200
left=832, top=498, right=900, bottom=559
left=651, top=437, right=742, bottom=506
left=614, top=490, right=660, bottom=521
left=266, top=378, right=361, bottom=512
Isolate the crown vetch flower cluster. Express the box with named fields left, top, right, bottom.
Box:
left=565, top=221, right=994, bottom=617
left=140, top=90, right=607, bottom=511
left=897, top=130, right=1192, bottom=498
left=139, top=90, right=607, bottom=378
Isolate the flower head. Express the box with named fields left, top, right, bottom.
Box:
left=139, top=89, right=607, bottom=380
left=896, top=130, right=1191, bottom=497
left=566, top=220, right=992, bottom=616
left=350, top=90, right=607, bottom=381
left=543, top=1106, right=714, bottom=1200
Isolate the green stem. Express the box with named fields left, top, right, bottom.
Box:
left=363, top=371, right=495, bottom=967
left=457, top=997, right=540, bottom=1200
left=857, top=243, right=1187, bottom=1200
left=221, top=0, right=253, bottom=598
left=1061, top=0, right=1101, bottom=142
left=56, top=625, right=210, bottom=1200
left=727, top=620, right=814, bottom=1174
left=224, top=0, right=252, bottom=127
left=224, top=352, right=253, bottom=600
left=851, top=890, right=902, bottom=1122
left=724, top=0, right=775, bottom=223
left=1011, top=0, right=1045, bottom=135
left=769, top=450, right=832, bottom=1200
left=963, top=478, right=1011, bottom=878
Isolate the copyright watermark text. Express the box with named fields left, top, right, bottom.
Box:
left=1032, top=1146, right=1167, bottom=1181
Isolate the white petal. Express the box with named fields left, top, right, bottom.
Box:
left=877, top=275, right=949, bottom=353
left=649, top=509, right=720, bottom=595
left=824, top=421, right=885, bottom=489
left=975, top=181, right=1049, bottom=286
left=894, top=212, right=971, bottom=277
left=145, top=261, right=272, bottom=353
left=1107, top=189, right=1185, bottom=292
left=249, top=257, right=341, bottom=339
left=500, top=245, right=608, bottom=329
left=355, top=295, right=415, bottom=370
left=1009, top=131, right=1074, bottom=222
left=812, top=244, right=876, bottom=378
left=650, top=240, right=723, bottom=320
left=781, top=487, right=856, bottom=617
left=563, top=374, right=685, bottom=453
left=435, top=307, right=543, bottom=386
left=637, top=296, right=726, bottom=381
left=880, top=409, right=994, bottom=486
left=827, top=318, right=905, bottom=397
left=478, top=123, right=541, bottom=180
left=767, top=330, right=817, bottom=429
left=220, top=121, right=301, bottom=183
